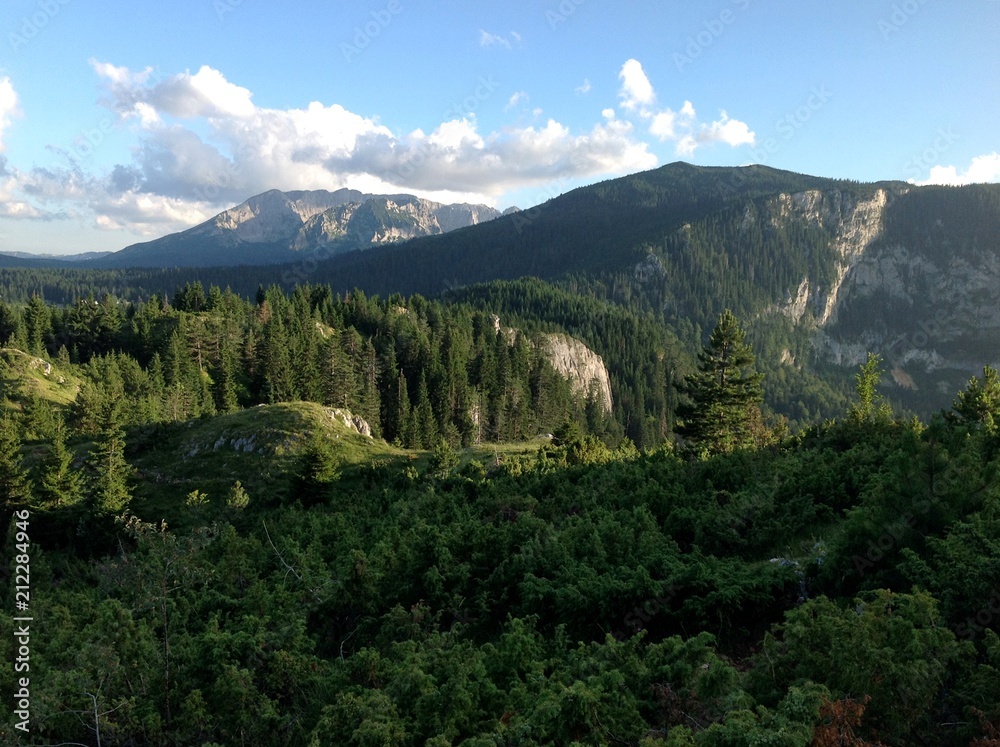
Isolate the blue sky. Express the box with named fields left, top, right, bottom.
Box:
left=1, top=0, right=998, bottom=255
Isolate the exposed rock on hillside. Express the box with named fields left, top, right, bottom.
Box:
left=539, top=333, right=614, bottom=413
left=102, top=189, right=502, bottom=267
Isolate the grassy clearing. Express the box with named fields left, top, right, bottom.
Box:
left=124, top=402, right=552, bottom=528
left=127, top=401, right=407, bottom=521
left=0, top=348, right=81, bottom=407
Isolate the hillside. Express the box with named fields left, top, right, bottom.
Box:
left=2, top=162, right=1000, bottom=420
left=4, top=369, right=1000, bottom=745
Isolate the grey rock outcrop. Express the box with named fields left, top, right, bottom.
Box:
left=539, top=333, right=613, bottom=413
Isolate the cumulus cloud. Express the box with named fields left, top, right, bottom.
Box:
left=618, top=59, right=655, bottom=112
left=617, top=60, right=754, bottom=156
left=576, top=79, right=592, bottom=95
left=916, top=153, right=1000, bottom=186
left=0, top=77, right=22, bottom=152
left=0, top=62, right=658, bottom=238
left=324, top=116, right=656, bottom=196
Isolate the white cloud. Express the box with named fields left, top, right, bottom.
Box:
left=618, top=59, right=655, bottom=111
left=479, top=29, right=519, bottom=49
left=95, top=61, right=255, bottom=121
left=697, top=111, right=756, bottom=149
left=0, top=62, right=658, bottom=237
left=617, top=59, right=754, bottom=156
left=917, top=153, right=1000, bottom=186
left=0, top=77, right=22, bottom=152
left=576, top=79, right=592, bottom=95
left=506, top=91, right=529, bottom=111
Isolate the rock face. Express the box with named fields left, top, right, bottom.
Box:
left=772, top=188, right=891, bottom=327
left=327, top=408, right=373, bottom=438
left=763, top=185, right=1000, bottom=399
left=103, top=189, right=503, bottom=267
left=291, top=195, right=500, bottom=251
left=539, top=333, right=614, bottom=413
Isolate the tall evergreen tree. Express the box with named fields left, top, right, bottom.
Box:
left=258, top=314, right=296, bottom=404
left=952, top=365, right=1000, bottom=430
left=0, top=413, right=32, bottom=506
left=86, top=402, right=134, bottom=515
left=24, top=293, right=51, bottom=356
left=35, top=416, right=84, bottom=507
left=676, top=309, right=764, bottom=456
left=0, top=300, right=22, bottom=346
left=849, top=353, right=893, bottom=425
left=212, top=337, right=240, bottom=414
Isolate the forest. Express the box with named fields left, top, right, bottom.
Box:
left=1, top=280, right=999, bottom=746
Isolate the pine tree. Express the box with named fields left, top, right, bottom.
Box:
left=676, top=309, right=764, bottom=456
left=258, top=314, right=296, bottom=404
left=24, top=294, right=51, bottom=356
left=212, top=340, right=240, bottom=414
left=952, top=365, right=1000, bottom=430
left=357, top=339, right=382, bottom=437
left=86, top=402, right=134, bottom=515
left=849, top=353, right=893, bottom=425
left=414, top=372, right=438, bottom=448
left=36, top=417, right=84, bottom=507
left=323, top=333, right=356, bottom=410
left=0, top=413, right=32, bottom=506
left=394, top=370, right=412, bottom=447
left=0, top=301, right=22, bottom=346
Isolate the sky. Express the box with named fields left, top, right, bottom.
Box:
left=0, top=0, right=998, bottom=256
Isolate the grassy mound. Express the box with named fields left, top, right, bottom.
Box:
left=0, top=348, right=81, bottom=407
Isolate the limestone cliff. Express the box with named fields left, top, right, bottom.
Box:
left=539, top=333, right=614, bottom=414
left=773, top=188, right=891, bottom=327
left=764, top=185, right=1000, bottom=399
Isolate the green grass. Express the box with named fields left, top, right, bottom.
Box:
left=124, top=402, right=553, bottom=528
left=0, top=348, right=81, bottom=407
left=127, top=402, right=405, bottom=520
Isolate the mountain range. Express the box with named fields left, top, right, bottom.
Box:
left=91, top=189, right=510, bottom=268
left=3, top=162, right=1000, bottom=418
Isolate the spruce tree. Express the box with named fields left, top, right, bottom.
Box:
left=36, top=417, right=84, bottom=507
left=24, top=294, right=51, bottom=357
left=952, top=365, right=1000, bottom=430
left=414, top=372, right=438, bottom=448
left=86, top=402, right=134, bottom=515
left=676, top=309, right=764, bottom=456
left=849, top=353, right=893, bottom=425
left=0, top=413, right=32, bottom=506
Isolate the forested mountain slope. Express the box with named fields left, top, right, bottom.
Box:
left=2, top=162, right=1000, bottom=421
